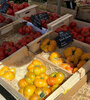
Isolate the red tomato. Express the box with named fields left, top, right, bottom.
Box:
left=2, top=41, right=14, bottom=48
left=85, top=37, right=90, bottom=44
left=69, top=22, right=77, bottom=28
left=5, top=46, right=17, bottom=56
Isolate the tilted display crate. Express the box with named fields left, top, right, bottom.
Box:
left=15, top=4, right=64, bottom=30
left=0, top=45, right=71, bottom=100
left=0, top=18, right=47, bottom=63
left=27, top=29, right=90, bottom=99
left=47, top=13, right=90, bottom=31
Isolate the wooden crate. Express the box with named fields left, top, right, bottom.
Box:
left=47, top=13, right=90, bottom=31
left=0, top=18, right=48, bottom=63
left=47, top=4, right=76, bottom=17
left=0, top=46, right=71, bottom=100
left=27, top=29, right=90, bottom=76
left=26, top=28, right=90, bottom=99
left=0, top=19, right=26, bottom=43
left=0, top=33, right=89, bottom=100
left=15, top=4, right=62, bottom=30
left=0, top=13, right=16, bottom=35
left=76, top=4, right=90, bottom=22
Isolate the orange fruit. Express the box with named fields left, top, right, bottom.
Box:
left=0, top=66, right=9, bottom=76
left=18, top=88, right=24, bottom=95
left=32, top=60, right=42, bottom=66
left=27, top=64, right=34, bottom=72
left=18, top=78, right=28, bottom=88
left=2, top=71, right=15, bottom=81
left=29, top=94, right=40, bottom=100
left=23, top=85, right=36, bottom=99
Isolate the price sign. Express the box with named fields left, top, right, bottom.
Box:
left=31, top=12, right=49, bottom=29
left=32, top=15, right=42, bottom=29
left=55, top=30, right=73, bottom=48
left=0, top=85, right=16, bottom=100
left=38, top=12, right=49, bottom=21
left=0, top=0, right=9, bottom=13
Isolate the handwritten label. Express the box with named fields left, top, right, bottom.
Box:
left=32, top=15, right=42, bottom=29
left=55, top=30, right=73, bottom=48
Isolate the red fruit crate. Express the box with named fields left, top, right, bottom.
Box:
left=6, top=2, right=29, bottom=16
left=47, top=14, right=90, bottom=31
left=47, top=14, right=90, bottom=44
left=0, top=18, right=48, bottom=62
left=15, top=4, right=61, bottom=30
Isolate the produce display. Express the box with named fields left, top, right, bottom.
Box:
left=0, top=66, right=16, bottom=81
left=0, top=25, right=42, bottom=61
left=56, top=22, right=90, bottom=44
left=6, top=2, right=29, bottom=16
left=0, top=3, right=90, bottom=99
left=40, top=38, right=90, bottom=73
left=18, top=59, right=65, bottom=100
left=24, top=11, right=59, bottom=28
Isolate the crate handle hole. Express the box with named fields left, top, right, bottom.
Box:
left=25, top=11, right=31, bottom=14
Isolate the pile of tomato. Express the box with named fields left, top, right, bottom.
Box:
left=18, top=59, right=65, bottom=100
left=6, top=2, right=29, bottom=16
left=24, top=11, right=59, bottom=28
left=56, top=21, right=90, bottom=44
left=0, top=25, right=42, bottom=61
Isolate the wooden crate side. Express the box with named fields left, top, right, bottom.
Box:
left=48, top=14, right=73, bottom=31
left=47, top=0, right=58, bottom=5
left=56, top=75, right=87, bottom=100
left=0, top=13, right=16, bottom=36
left=2, top=13, right=15, bottom=21
left=47, top=14, right=71, bottom=30
left=15, top=5, right=39, bottom=19
left=0, top=22, right=13, bottom=36
left=0, top=78, right=25, bottom=100
left=61, top=7, right=76, bottom=17
left=74, top=19, right=90, bottom=27
left=0, top=46, right=28, bottom=66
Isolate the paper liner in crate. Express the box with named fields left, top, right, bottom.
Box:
left=27, top=21, right=48, bottom=35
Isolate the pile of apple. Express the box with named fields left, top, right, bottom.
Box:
left=6, top=2, right=29, bottom=16
left=18, top=59, right=64, bottom=100
left=0, top=25, right=42, bottom=61
left=24, top=11, right=59, bottom=28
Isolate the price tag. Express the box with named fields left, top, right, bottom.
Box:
left=38, top=12, right=49, bottom=21
left=31, top=12, right=49, bottom=29
left=0, top=85, right=16, bottom=100
left=55, top=30, right=73, bottom=48
left=32, top=15, right=42, bottom=29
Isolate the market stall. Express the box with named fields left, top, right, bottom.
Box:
left=0, top=0, right=90, bottom=100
